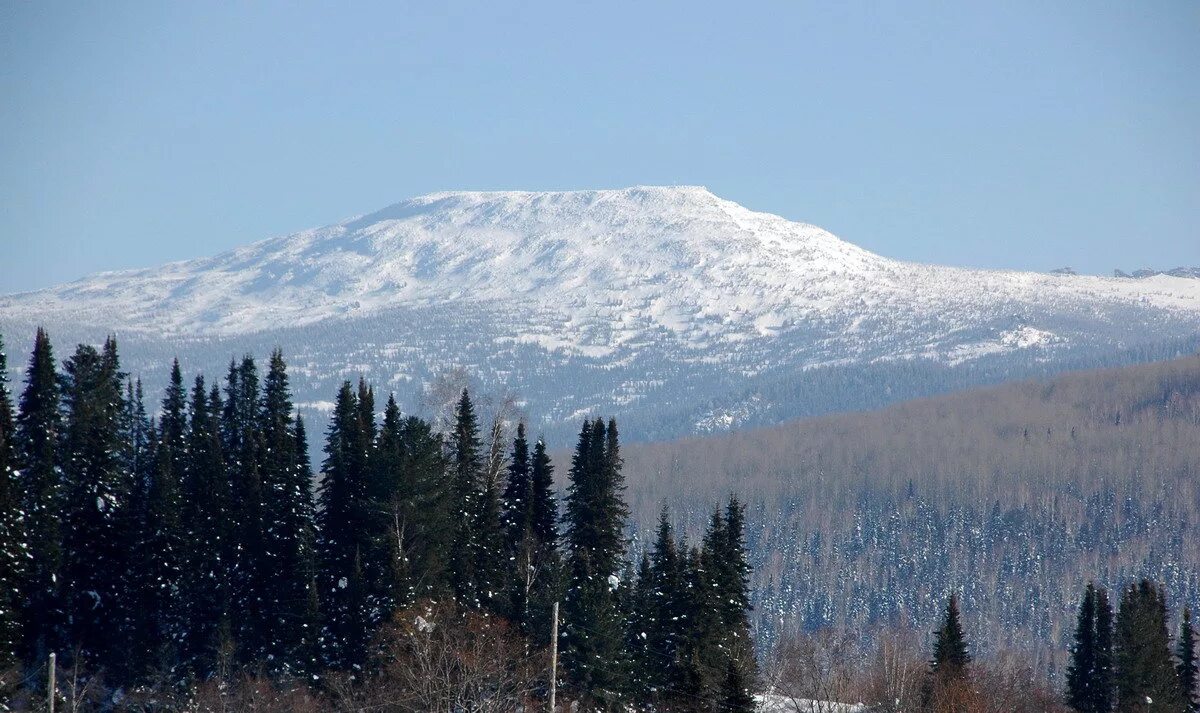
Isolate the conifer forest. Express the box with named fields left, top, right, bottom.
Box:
left=0, top=329, right=1196, bottom=712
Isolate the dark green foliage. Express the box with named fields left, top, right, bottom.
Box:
left=59, top=338, right=131, bottom=663
left=1095, top=587, right=1116, bottom=713
left=1068, top=584, right=1099, bottom=712
left=15, top=328, right=64, bottom=662
left=931, top=593, right=971, bottom=678
left=563, top=418, right=630, bottom=708
left=1115, top=579, right=1186, bottom=713
left=719, top=657, right=757, bottom=713
left=447, top=389, right=482, bottom=604
left=180, top=376, right=232, bottom=676
left=317, top=381, right=373, bottom=669
left=1180, top=609, right=1198, bottom=713
left=259, top=349, right=318, bottom=674
left=0, top=334, right=22, bottom=669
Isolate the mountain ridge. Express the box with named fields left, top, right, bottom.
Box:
left=2, top=186, right=1198, bottom=442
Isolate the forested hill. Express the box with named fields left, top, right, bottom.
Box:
left=620, top=353, right=1200, bottom=659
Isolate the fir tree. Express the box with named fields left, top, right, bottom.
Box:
left=1068, top=583, right=1099, bottom=712
left=1115, top=579, right=1186, bottom=713
left=225, top=355, right=272, bottom=664
left=317, top=381, right=372, bottom=669
left=530, top=436, right=557, bottom=551
left=1095, top=586, right=1116, bottom=713
left=180, top=375, right=232, bottom=676
left=259, top=349, right=318, bottom=674
left=1179, top=609, right=1198, bottom=713
left=718, top=657, right=757, bottom=713
left=931, top=593, right=971, bottom=677
left=59, top=338, right=132, bottom=663
left=0, top=334, right=23, bottom=670
left=646, top=505, right=686, bottom=697
left=15, top=328, right=64, bottom=663
left=447, top=389, right=482, bottom=604
left=563, top=418, right=630, bottom=708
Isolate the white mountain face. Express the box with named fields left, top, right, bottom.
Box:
left=3, top=186, right=1198, bottom=442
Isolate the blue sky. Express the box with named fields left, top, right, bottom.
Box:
left=1, top=1, right=1196, bottom=293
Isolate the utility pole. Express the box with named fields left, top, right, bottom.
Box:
left=48, top=652, right=56, bottom=713
left=549, top=601, right=559, bottom=712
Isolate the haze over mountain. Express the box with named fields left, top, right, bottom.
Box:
left=3, top=186, right=1198, bottom=441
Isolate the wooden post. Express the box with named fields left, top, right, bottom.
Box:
left=47, top=652, right=56, bottom=713
left=549, top=601, right=558, bottom=713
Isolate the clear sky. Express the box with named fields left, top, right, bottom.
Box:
left=1, top=1, right=1197, bottom=293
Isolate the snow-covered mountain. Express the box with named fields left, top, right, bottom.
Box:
left=2, top=186, right=1198, bottom=441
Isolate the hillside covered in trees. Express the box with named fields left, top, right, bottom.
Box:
left=620, top=354, right=1200, bottom=660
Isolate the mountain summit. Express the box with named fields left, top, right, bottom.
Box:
left=3, top=187, right=1198, bottom=440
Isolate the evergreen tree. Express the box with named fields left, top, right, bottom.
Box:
left=224, top=355, right=272, bottom=664
left=259, top=349, right=318, bottom=674
left=0, top=334, right=23, bottom=670
left=141, top=365, right=188, bottom=674
left=1115, top=580, right=1186, bottom=713
left=645, top=505, right=686, bottom=698
left=317, top=381, right=372, bottom=669
left=1179, top=609, right=1198, bottom=713
left=1068, top=583, right=1099, bottom=712
left=180, top=375, right=232, bottom=676
left=529, top=436, right=557, bottom=551
left=718, top=657, right=757, bottom=713
left=446, top=389, right=482, bottom=605
left=563, top=418, right=630, bottom=708
left=931, top=593, right=971, bottom=677
left=714, top=496, right=755, bottom=673
left=1095, top=587, right=1116, bottom=713
left=59, top=338, right=132, bottom=663
left=503, top=422, right=533, bottom=551
left=15, top=328, right=64, bottom=663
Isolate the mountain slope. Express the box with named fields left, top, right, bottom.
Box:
left=617, top=354, right=1200, bottom=655
left=2, top=186, right=1198, bottom=441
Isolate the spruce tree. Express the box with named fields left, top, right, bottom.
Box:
left=225, top=355, right=272, bottom=664
left=563, top=418, right=630, bottom=707
left=15, top=328, right=64, bottom=662
left=317, top=381, right=372, bottom=669
left=719, top=657, right=757, bottom=713
left=646, top=505, right=686, bottom=697
left=59, top=338, right=132, bottom=663
left=1095, top=587, right=1116, bottom=713
left=259, top=349, right=318, bottom=674
left=1115, top=580, right=1186, bottom=713
left=1068, top=583, right=1099, bottom=712
left=180, top=375, right=232, bottom=676
left=447, top=389, right=482, bottom=605
left=1178, top=608, right=1198, bottom=713
left=0, top=334, right=23, bottom=670
left=524, top=434, right=560, bottom=644
left=931, top=593, right=971, bottom=677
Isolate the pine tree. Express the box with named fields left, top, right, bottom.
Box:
left=259, top=349, right=318, bottom=674
left=714, top=496, right=754, bottom=672
left=1179, top=609, right=1198, bottom=713
left=530, top=436, right=557, bottom=551
left=180, top=375, right=232, bottom=676
left=563, top=418, right=630, bottom=708
left=447, top=389, right=482, bottom=605
left=0, top=334, right=23, bottom=670
left=59, top=338, right=132, bottom=663
left=931, top=593, right=971, bottom=677
left=1115, top=579, right=1186, bottom=713
left=317, top=381, right=372, bottom=669
left=1068, top=583, right=1099, bottom=712
left=15, top=328, right=64, bottom=663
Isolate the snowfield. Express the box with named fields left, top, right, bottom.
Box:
left=2, top=186, right=1197, bottom=441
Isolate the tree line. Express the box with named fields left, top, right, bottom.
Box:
left=0, top=329, right=755, bottom=711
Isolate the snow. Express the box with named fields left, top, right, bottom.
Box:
left=755, top=693, right=867, bottom=712
left=3, top=186, right=1198, bottom=439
